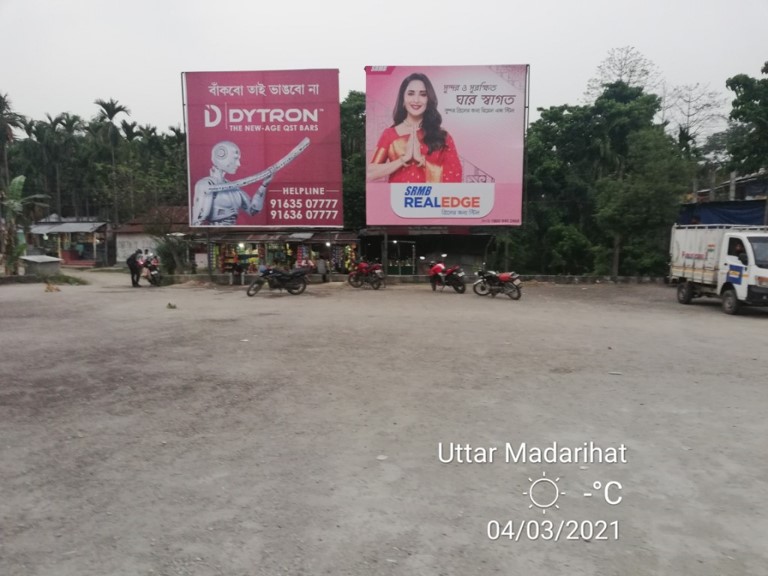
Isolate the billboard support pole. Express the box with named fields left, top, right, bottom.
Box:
left=382, top=231, right=388, bottom=277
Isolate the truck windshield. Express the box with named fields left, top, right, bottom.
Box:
left=748, top=237, right=768, bottom=268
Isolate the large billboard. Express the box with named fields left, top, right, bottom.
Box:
left=183, top=69, right=343, bottom=228
left=365, top=65, right=528, bottom=226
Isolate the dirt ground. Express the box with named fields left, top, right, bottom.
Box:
left=1, top=270, right=766, bottom=576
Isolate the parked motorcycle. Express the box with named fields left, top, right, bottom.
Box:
left=247, top=267, right=307, bottom=296
left=347, top=260, right=384, bottom=290
left=142, top=254, right=161, bottom=286
left=422, top=254, right=466, bottom=293
left=441, top=264, right=467, bottom=293
left=473, top=268, right=522, bottom=299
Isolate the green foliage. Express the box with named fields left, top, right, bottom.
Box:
left=545, top=224, right=594, bottom=274
left=341, top=91, right=366, bottom=230
left=525, top=80, right=688, bottom=276
left=486, top=231, right=528, bottom=273
left=6, top=97, right=183, bottom=223
left=3, top=175, right=34, bottom=274
left=152, top=238, right=185, bottom=275
left=725, top=62, right=768, bottom=173
left=143, top=206, right=192, bottom=275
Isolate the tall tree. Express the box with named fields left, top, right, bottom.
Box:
left=0, top=94, right=25, bottom=254
left=340, top=91, right=366, bottom=230
left=668, top=83, right=727, bottom=145
left=664, top=83, right=727, bottom=193
left=590, top=83, right=665, bottom=275
left=0, top=94, right=24, bottom=193
left=725, top=61, right=768, bottom=173
left=584, top=46, right=662, bottom=102
left=121, top=119, right=140, bottom=217
left=40, top=113, right=67, bottom=216
left=523, top=103, right=599, bottom=272
left=95, top=98, right=130, bottom=223
left=595, top=127, right=688, bottom=275
left=58, top=113, right=85, bottom=216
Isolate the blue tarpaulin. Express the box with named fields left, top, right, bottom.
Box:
left=677, top=200, right=767, bottom=225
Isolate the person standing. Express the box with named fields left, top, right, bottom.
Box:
left=428, top=259, right=446, bottom=291
left=317, top=257, right=329, bottom=282
left=126, top=249, right=143, bottom=287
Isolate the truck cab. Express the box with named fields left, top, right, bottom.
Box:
left=717, top=234, right=768, bottom=313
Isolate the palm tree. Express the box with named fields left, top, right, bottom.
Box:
left=41, top=113, right=66, bottom=216
left=0, top=93, right=24, bottom=192
left=58, top=114, right=84, bottom=216
left=121, top=119, right=139, bottom=217
left=0, top=94, right=24, bottom=254
left=94, top=98, right=130, bottom=224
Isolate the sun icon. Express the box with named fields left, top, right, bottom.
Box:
left=523, top=471, right=565, bottom=514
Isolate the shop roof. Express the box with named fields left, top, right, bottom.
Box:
left=20, top=255, right=63, bottom=263
left=215, top=231, right=359, bottom=244
left=30, top=222, right=107, bottom=234
left=117, top=206, right=193, bottom=235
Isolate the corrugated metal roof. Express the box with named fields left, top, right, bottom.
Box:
left=30, top=222, right=106, bottom=234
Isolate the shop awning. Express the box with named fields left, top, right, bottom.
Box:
left=30, top=222, right=106, bottom=234
left=210, top=231, right=359, bottom=244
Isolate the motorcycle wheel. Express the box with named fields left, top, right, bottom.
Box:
left=370, top=277, right=382, bottom=290
left=504, top=284, right=522, bottom=300
left=473, top=281, right=490, bottom=296
left=149, top=274, right=160, bottom=286
left=347, top=273, right=363, bottom=288
left=452, top=280, right=466, bottom=294
left=246, top=278, right=264, bottom=297
left=286, top=278, right=307, bottom=295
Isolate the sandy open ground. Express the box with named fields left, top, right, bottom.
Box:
left=1, top=270, right=766, bottom=576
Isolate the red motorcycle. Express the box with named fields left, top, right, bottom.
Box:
left=348, top=260, right=384, bottom=290
left=441, top=264, right=467, bottom=293
left=427, top=259, right=466, bottom=293
left=141, top=254, right=162, bottom=286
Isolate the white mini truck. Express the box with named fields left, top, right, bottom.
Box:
left=669, top=225, right=768, bottom=314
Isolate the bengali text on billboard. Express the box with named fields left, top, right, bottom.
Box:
left=183, top=69, right=343, bottom=228
left=365, top=65, right=528, bottom=226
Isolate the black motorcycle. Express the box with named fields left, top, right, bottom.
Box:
left=473, top=269, right=522, bottom=299
left=246, top=267, right=307, bottom=296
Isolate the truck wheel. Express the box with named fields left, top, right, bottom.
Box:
left=721, top=288, right=740, bottom=315
left=677, top=282, right=693, bottom=304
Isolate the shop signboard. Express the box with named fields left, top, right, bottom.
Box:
left=365, top=65, right=528, bottom=226
left=183, top=69, right=343, bottom=228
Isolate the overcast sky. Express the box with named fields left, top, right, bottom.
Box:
left=2, top=0, right=765, bottom=133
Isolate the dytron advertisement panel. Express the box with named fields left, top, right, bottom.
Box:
left=183, top=69, right=343, bottom=228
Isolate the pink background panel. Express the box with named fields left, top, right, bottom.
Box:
left=365, top=65, right=527, bottom=226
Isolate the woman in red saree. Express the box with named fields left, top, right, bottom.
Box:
left=367, top=73, right=463, bottom=183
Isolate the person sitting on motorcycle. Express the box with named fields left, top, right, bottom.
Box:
left=428, top=259, right=446, bottom=291
left=141, top=252, right=159, bottom=281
